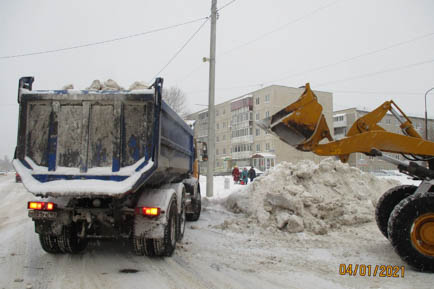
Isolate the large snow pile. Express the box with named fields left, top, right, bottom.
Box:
left=223, top=158, right=399, bottom=235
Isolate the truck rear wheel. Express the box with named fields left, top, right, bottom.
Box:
left=186, top=185, right=201, bottom=222
left=176, top=195, right=186, bottom=241
left=132, top=235, right=158, bottom=257
left=57, top=224, right=88, bottom=254
left=132, top=197, right=178, bottom=257
left=375, top=185, right=417, bottom=238
left=388, top=194, right=434, bottom=272
left=161, top=199, right=178, bottom=256
left=39, top=234, right=62, bottom=254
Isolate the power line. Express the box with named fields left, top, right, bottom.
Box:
left=333, top=90, right=424, bottom=96
left=189, top=31, right=434, bottom=92
left=316, top=57, right=434, bottom=87
left=218, top=0, right=238, bottom=11
left=150, top=18, right=210, bottom=82
left=0, top=16, right=208, bottom=59
left=264, top=31, right=434, bottom=84
left=219, top=0, right=341, bottom=56
left=186, top=58, right=434, bottom=94
left=174, top=0, right=340, bottom=83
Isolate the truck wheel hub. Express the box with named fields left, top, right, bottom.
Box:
left=411, top=213, right=434, bottom=256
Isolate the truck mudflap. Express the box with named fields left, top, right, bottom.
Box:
left=13, top=156, right=155, bottom=197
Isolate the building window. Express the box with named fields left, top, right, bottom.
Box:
left=223, top=148, right=226, bottom=154
left=256, top=128, right=260, bottom=136
left=265, top=111, right=270, bottom=118
left=256, top=143, right=261, bottom=151
left=232, top=144, right=252, bottom=153
left=333, top=115, right=344, bottom=122
left=216, top=148, right=219, bottom=155
left=216, top=123, right=219, bottom=130
left=216, top=136, right=219, bottom=142
left=266, top=143, right=270, bottom=151
left=223, top=108, right=226, bottom=115
left=265, top=95, right=270, bottom=103
left=256, top=112, right=260, bottom=120
left=255, top=96, right=260, bottom=105
left=216, top=109, right=219, bottom=116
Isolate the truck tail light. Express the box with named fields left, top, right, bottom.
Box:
left=135, top=207, right=160, bottom=217
left=28, top=201, right=56, bottom=211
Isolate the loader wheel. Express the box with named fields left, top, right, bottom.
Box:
left=57, top=224, right=88, bottom=254
left=388, top=195, right=434, bottom=272
left=375, top=185, right=417, bottom=238
left=39, top=234, right=62, bottom=254
left=186, top=185, right=201, bottom=222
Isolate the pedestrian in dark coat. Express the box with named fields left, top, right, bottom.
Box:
left=248, top=166, right=256, bottom=182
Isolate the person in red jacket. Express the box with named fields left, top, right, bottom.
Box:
left=232, top=166, right=240, bottom=184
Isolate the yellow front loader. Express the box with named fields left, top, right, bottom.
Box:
left=258, top=84, right=434, bottom=272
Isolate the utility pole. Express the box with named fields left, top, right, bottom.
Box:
left=206, top=0, right=217, bottom=197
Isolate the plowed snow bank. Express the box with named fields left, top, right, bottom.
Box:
left=224, top=158, right=399, bottom=235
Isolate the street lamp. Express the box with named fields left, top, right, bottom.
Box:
left=425, top=87, right=434, bottom=140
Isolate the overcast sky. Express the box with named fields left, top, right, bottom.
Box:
left=1, top=0, right=433, bottom=158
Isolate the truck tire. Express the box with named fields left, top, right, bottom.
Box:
left=57, top=225, right=88, bottom=254
left=39, top=234, right=62, bottom=254
left=161, top=199, right=178, bottom=256
left=375, top=185, right=417, bottom=238
left=176, top=195, right=186, bottom=241
left=132, top=234, right=158, bottom=257
left=186, top=185, right=201, bottom=222
left=133, top=197, right=178, bottom=257
left=388, top=194, right=434, bottom=272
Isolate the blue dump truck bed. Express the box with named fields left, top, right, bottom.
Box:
left=13, top=78, right=194, bottom=197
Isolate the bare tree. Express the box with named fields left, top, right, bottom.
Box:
left=162, top=86, right=190, bottom=117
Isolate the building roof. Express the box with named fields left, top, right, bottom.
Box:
left=251, top=152, right=276, bottom=158
left=333, top=107, right=432, bottom=121
left=187, top=84, right=332, bottom=116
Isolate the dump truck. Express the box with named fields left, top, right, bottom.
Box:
left=258, top=83, right=434, bottom=272
left=13, top=77, right=202, bottom=257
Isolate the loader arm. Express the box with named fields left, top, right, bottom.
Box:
left=259, top=83, right=434, bottom=164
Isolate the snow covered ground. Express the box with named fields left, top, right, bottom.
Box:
left=0, top=161, right=431, bottom=289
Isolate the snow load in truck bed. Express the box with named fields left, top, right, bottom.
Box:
left=13, top=157, right=153, bottom=197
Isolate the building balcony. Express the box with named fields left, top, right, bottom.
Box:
left=231, top=135, right=254, bottom=144
left=232, top=151, right=253, bottom=160
left=333, top=120, right=347, bottom=128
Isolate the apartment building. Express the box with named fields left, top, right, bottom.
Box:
left=187, top=85, right=333, bottom=174
left=333, top=107, right=434, bottom=172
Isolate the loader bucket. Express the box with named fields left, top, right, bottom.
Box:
left=257, top=83, right=332, bottom=151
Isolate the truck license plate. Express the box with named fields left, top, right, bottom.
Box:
left=29, top=210, right=57, bottom=220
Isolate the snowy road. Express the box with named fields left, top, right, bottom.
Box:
left=0, top=173, right=431, bottom=289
